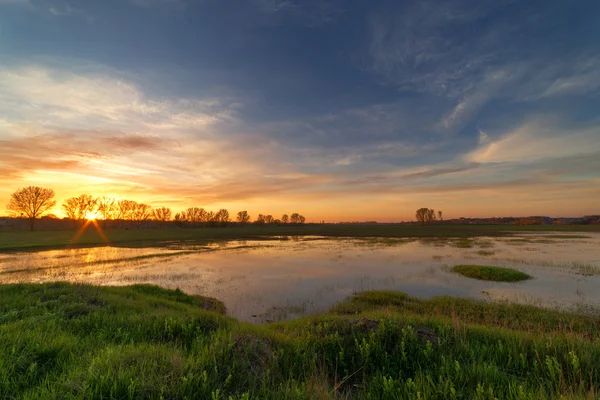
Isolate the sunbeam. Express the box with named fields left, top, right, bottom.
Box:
left=71, top=218, right=110, bottom=246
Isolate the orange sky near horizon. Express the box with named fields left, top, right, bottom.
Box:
left=2, top=173, right=599, bottom=222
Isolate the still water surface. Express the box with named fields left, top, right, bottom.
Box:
left=1, top=234, right=599, bottom=322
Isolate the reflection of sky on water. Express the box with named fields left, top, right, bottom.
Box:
left=1, top=234, right=599, bottom=322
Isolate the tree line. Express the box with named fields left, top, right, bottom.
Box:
left=5, top=186, right=306, bottom=231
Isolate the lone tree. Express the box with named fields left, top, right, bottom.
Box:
left=438, top=210, right=443, bottom=221
left=7, top=186, right=56, bottom=231
left=415, top=207, right=436, bottom=224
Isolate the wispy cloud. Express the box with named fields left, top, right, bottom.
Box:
left=255, top=0, right=343, bottom=25
left=0, top=64, right=237, bottom=133
left=367, top=1, right=600, bottom=134
left=0, top=0, right=92, bottom=19
left=465, top=118, right=600, bottom=164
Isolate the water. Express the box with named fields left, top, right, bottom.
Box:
left=1, top=234, right=600, bottom=322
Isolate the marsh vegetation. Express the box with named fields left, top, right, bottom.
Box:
left=451, top=265, right=532, bottom=282
left=1, top=283, right=599, bottom=399
left=1, top=229, right=600, bottom=397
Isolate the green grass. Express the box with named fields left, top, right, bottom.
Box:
left=451, top=265, right=532, bottom=282
left=1, top=284, right=599, bottom=398
left=1, top=223, right=599, bottom=252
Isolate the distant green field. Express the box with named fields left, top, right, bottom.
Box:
left=1, top=223, right=598, bottom=252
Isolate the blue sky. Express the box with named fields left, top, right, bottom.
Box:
left=1, top=0, right=599, bottom=220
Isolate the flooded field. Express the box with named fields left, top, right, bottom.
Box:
left=1, top=233, right=599, bottom=322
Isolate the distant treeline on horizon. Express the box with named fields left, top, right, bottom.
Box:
left=3, top=186, right=306, bottom=231
left=2, top=186, right=599, bottom=231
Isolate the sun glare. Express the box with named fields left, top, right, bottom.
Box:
left=85, top=211, right=99, bottom=221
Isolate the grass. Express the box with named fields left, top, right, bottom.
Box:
left=452, top=238, right=475, bottom=248
left=451, top=265, right=532, bottom=282
left=502, top=258, right=600, bottom=276
left=1, top=283, right=600, bottom=398
left=1, top=223, right=600, bottom=252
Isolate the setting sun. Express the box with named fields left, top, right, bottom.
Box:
left=85, top=211, right=99, bottom=221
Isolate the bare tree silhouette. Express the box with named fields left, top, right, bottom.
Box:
left=6, top=186, right=56, bottom=231
left=133, top=203, right=153, bottom=223
left=415, top=208, right=436, bottom=224
left=116, top=200, right=137, bottom=221
left=185, top=207, right=206, bottom=224
left=237, top=210, right=250, bottom=224
left=205, top=210, right=215, bottom=224
left=215, top=209, right=230, bottom=225
left=153, top=207, right=172, bottom=222
left=96, top=196, right=116, bottom=223
left=62, top=194, right=97, bottom=223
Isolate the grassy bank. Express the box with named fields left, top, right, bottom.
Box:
left=1, top=283, right=599, bottom=398
left=1, top=223, right=599, bottom=252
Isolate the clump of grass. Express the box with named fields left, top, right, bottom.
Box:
left=331, top=290, right=600, bottom=337
left=452, top=264, right=532, bottom=282
left=452, top=238, right=474, bottom=248
left=475, top=240, right=495, bottom=249
left=476, top=250, right=495, bottom=256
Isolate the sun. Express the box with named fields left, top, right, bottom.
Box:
left=85, top=211, right=100, bottom=221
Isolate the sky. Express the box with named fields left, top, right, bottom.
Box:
left=1, top=0, right=599, bottom=222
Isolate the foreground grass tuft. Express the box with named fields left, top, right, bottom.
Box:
left=452, top=264, right=532, bottom=282
left=1, top=283, right=599, bottom=399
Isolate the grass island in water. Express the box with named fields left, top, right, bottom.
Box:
left=451, top=265, right=533, bottom=282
